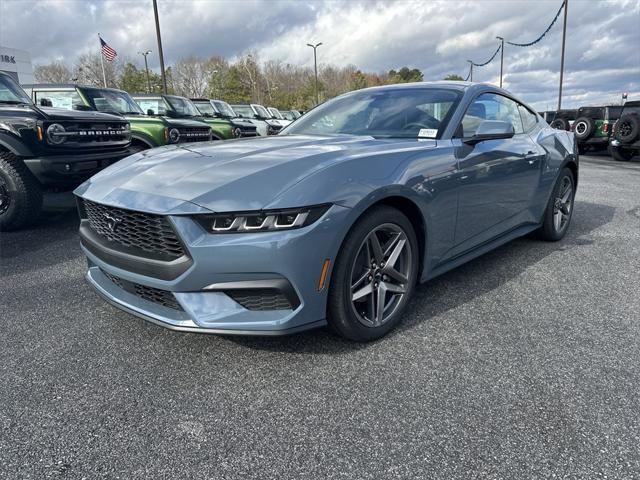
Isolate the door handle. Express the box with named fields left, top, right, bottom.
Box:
left=524, top=151, right=538, bottom=164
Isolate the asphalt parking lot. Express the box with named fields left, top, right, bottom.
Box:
left=1, top=154, right=639, bottom=479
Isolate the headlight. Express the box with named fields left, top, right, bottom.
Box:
left=194, top=204, right=331, bottom=233
left=46, top=123, right=66, bottom=144
left=169, top=128, right=180, bottom=143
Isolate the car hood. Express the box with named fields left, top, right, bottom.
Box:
left=39, top=107, right=126, bottom=122
left=76, top=134, right=435, bottom=214
left=164, top=117, right=210, bottom=128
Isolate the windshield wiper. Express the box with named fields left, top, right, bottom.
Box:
left=123, top=111, right=141, bottom=115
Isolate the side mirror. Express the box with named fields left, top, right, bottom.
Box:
left=40, top=98, right=53, bottom=107
left=463, top=120, right=515, bottom=144
left=147, top=108, right=155, bottom=116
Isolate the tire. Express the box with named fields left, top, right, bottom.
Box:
left=536, top=167, right=575, bottom=242
left=327, top=206, right=419, bottom=342
left=0, top=151, right=43, bottom=231
left=550, top=118, right=569, bottom=130
left=610, top=146, right=635, bottom=162
left=573, top=117, right=595, bottom=140
left=615, top=114, right=639, bottom=144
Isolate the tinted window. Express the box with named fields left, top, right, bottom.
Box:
left=461, top=93, right=524, bottom=137
left=284, top=88, right=461, bottom=138
left=518, top=105, right=538, bottom=132
left=35, top=90, right=83, bottom=110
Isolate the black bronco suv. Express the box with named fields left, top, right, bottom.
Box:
left=0, top=72, right=131, bottom=230
left=610, top=101, right=640, bottom=162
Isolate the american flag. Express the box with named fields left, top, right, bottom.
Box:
left=100, top=36, right=117, bottom=61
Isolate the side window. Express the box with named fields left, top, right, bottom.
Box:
left=35, top=90, right=83, bottom=110
left=518, top=105, right=538, bottom=132
left=460, top=93, right=524, bottom=137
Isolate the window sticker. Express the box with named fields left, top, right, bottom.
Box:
left=418, top=128, right=438, bottom=138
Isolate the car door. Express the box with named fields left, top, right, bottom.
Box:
left=452, top=93, right=542, bottom=253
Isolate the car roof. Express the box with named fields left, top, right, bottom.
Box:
left=23, top=83, right=127, bottom=94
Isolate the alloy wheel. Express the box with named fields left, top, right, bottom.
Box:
left=349, top=223, right=412, bottom=328
left=553, top=176, right=573, bottom=233
left=575, top=122, right=587, bottom=135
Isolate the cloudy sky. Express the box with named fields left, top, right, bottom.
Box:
left=1, top=0, right=638, bottom=109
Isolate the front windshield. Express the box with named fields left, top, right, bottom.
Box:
left=0, top=75, right=31, bottom=104
left=253, top=105, right=270, bottom=119
left=84, top=88, right=143, bottom=115
left=193, top=101, right=216, bottom=117
left=232, top=105, right=257, bottom=119
left=281, top=111, right=296, bottom=121
left=166, top=96, right=201, bottom=117
left=268, top=107, right=283, bottom=119
left=283, top=88, right=461, bottom=138
left=213, top=100, right=236, bottom=117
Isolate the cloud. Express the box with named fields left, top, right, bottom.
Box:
left=1, top=0, right=638, bottom=109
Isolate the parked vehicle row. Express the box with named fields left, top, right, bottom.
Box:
left=540, top=102, right=638, bottom=161
left=0, top=72, right=131, bottom=230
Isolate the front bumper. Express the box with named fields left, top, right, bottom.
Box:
left=80, top=203, right=352, bottom=335
left=24, top=148, right=133, bottom=187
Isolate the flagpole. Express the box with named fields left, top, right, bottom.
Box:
left=98, top=33, right=107, bottom=87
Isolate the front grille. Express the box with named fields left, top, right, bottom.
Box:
left=48, top=122, right=130, bottom=145
left=177, top=128, right=211, bottom=142
left=82, top=200, right=185, bottom=260
left=102, top=270, right=183, bottom=311
left=226, top=289, right=293, bottom=311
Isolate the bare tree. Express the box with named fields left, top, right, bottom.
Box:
left=34, top=62, right=73, bottom=83
left=172, top=56, right=215, bottom=97
left=73, top=53, right=120, bottom=87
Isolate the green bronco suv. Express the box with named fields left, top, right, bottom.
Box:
left=24, top=84, right=212, bottom=151
left=610, top=100, right=640, bottom=162
left=130, top=94, right=214, bottom=142
left=190, top=98, right=258, bottom=139
left=1, top=73, right=131, bottom=230
left=572, top=105, right=622, bottom=154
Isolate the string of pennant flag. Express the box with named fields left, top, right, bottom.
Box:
left=463, top=0, right=566, bottom=80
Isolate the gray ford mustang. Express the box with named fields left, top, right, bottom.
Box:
left=74, top=82, right=578, bottom=341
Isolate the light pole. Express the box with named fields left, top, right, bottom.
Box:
left=467, top=60, right=473, bottom=82
left=496, top=36, right=504, bottom=88
left=152, top=0, right=168, bottom=94
left=306, top=42, right=322, bottom=105
left=138, top=50, right=152, bottom=92
left=557, top=0, right=568, bottom=110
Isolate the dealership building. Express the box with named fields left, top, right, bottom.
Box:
left=0, top=45, right=34, bottom=84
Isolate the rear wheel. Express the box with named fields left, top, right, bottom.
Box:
left=0, top=151, right=43, bottom=231
left=536, top=167, right=575, bottom=242
left=610, top=146, right=635, bottom=162
left=550, top=118, right=569, bottom=130
left=327, top=206, right=418, bottom=341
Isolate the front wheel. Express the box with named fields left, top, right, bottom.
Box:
left=327, top=206, right=418, bottom=341
left=0, top=151, right=43, bottom=231
left=536, top=167, right=575, bottom=242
